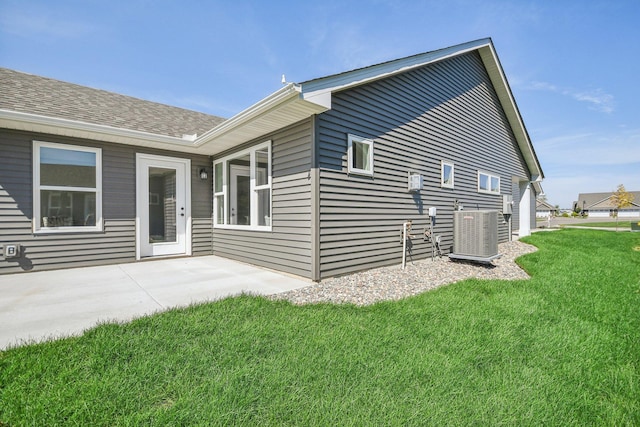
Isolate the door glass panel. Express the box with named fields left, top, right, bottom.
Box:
left=234, top=175, right=251, bottom=225
left=148, top=167, right=176, bottom=243
left=229, top=154, right=250, bottom=225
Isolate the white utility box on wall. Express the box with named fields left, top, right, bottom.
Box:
left=503, top=194, right=513, bottom=214
left=407, top=172, right=423, bottom=192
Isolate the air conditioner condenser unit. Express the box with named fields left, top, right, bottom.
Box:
left=449, top=210, right=501, bottom=263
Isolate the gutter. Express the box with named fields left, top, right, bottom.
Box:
left=194, top=83, right=303, bottom=146
left=0, top=109, right=199, bottom=150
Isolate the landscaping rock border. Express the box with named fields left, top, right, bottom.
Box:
left=271, top=240, right=538, bottom=306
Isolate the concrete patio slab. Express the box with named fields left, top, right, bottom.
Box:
left=0, top=256, right=310, bottom=349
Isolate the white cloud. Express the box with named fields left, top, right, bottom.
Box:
left=527, top=80, right=615, bottom=114
left=537, top=130, right=640, bottom=167
left=571, top=90, right=615, bottom=114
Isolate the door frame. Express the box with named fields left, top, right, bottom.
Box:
left=135, top=153, right=192, bottom=259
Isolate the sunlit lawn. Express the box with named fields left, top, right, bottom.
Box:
left=1, top=229, right=638, bottom=425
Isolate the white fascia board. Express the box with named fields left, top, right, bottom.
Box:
left=195, top=83, right=304, bottom=145
left=0, top=109, right=202, bottom=153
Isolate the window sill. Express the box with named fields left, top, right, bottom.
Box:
left=213, top=224, right=272, bottom=232
left=33, top=227, right=104, bottom=235
left=348, top=169, right=374, bottom=177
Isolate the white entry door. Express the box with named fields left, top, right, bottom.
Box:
left=136, top=154, right=191, bottom=258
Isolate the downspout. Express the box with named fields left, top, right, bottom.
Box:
left=402, top=220, right=412, bottom=269
left=310, top=115, right=321, bottom=281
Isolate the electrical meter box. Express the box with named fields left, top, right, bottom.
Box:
left=407, top=172, right=423, bottom=192
left=3, top=244, right=21, bottom=259
left=428, top=207, right=437, bottom=217
left=502, top=195, right=513, bottom=214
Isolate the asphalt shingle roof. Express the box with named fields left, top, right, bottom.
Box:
left=577, top=191, right=640, bottom=209
left=0, top=68, right=226, bottom=138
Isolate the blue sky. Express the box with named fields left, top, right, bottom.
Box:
left=1, top=0, right=639, bottom=208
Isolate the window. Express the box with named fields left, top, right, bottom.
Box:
left=478, top=171, right=500, bottom=194
left=33, top=141, right=102, bottom=232
left=347, top=134, right=374, bottom=176
left=441, top=161, right=454, bottom=188
left=213, top=141, right=272, bottom=229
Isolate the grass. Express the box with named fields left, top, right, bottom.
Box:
left=1, top=229, right=639, bottom=426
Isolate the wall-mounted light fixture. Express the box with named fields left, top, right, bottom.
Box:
left=199, top=168, right=208, bottom=180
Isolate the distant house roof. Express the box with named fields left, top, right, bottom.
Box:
left=576, top=191, right=640, bottom=209
left=536, top=200, right=557, bottom=211
left=0, top=68, right=225, bottom=139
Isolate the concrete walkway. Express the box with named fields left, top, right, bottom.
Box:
left=0, top=256, right=310, bottom=350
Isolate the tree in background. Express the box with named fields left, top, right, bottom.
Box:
left=611, top=184, right=634, bottom=230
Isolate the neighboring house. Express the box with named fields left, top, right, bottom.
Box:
left=536, top=200, right=558, bottom=218
left=575, top=192, right=640, bottom=218
left=0, top=38, right=543, bottom=279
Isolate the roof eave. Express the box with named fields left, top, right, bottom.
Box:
left=0, top=109, right=201, bottom=153
left=194, top=83, right=329, bottom=156
left=0, top=84, right=330, bottom=157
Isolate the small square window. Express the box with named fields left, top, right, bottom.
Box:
left=441, top=161, right=454, bottom=188
left=347, top=134, right=374, bottom=176
left=478, top=171, right=500, bottom=194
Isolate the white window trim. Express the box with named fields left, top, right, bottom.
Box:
left=478, top=170, right=501, bottom=195
left=213, top=140, right=272, bottom=231
left=347, top=134, right=374, bottom=176
left=441, top=160, right=455, bottom=189
left=33, top=141, right=103, bottom=233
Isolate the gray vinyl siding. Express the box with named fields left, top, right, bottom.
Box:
left=192, top=218, right=213, bottom=255
left=316, top=51, right=531, bottom=278
left=212, top=119, right=314, bottom=279
left=0, top=129, right=212, bottom=274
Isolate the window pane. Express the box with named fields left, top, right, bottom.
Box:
left=257, top=188, right=271, bottom=226
left=214, top=163, right=223, bottom=193
left=255, top=148, right=269, bottom=186
left=353, top=141, right=371, bottom=171
left=479, top=174, right=489, bottom=191
left=491, top=176, right=500, bottom=192
left=443, top=164, right=453, bottom=185
left=40, top=147, right=96, bottom=187
left=40, top=190, right=96, bottom=227
left=215, top=195, right=224, bottom=224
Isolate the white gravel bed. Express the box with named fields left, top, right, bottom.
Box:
left=271, top=240, right=537, bottom=306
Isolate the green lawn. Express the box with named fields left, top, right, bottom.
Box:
left=1, top=229, right=639, bottom=426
